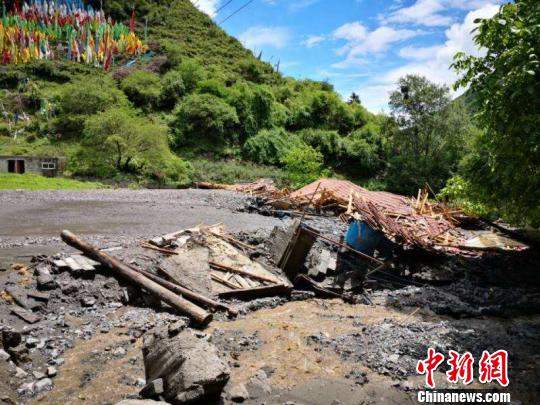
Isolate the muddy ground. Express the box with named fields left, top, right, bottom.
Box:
left=0, top=189, right=284, bottom=268
left=0, top=189, right=539, bottom=405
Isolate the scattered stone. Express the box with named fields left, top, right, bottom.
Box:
left=0, top=349, right=10, bottom=361
left=228, top=383, right=249, bottom=403
left=15, top=367, right=28, bottom=378
left=115, top=400, right=168, bottom=405
left=32, top=370, right=46, bottom=380
left=7, top=344, right=29, bottom=363
left=142, top=327, right=230, bottom=404
left=17, top=382, right=35, bottom=395
left=113, top=347, right=126, bottom=357
left=34, top=378, right=53, bottom=393
left=2, top=330, right=22, bottom=348
left=81, top=296, right=96, bottom=307
left=47, top=366, right=57, bottom=377
left=168, top=320, right=188, bottom=337
left=25, top=337, right=39, bottom=348
left=10, top=307, right=41, bottom=324
left=246, top=369, right=272, bottom=398
left=140, top=378, right=164, bottom=398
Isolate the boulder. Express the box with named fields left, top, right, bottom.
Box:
left=142, top=327, right=230, bottom=404
left=116, top=400, right=169, bottom=405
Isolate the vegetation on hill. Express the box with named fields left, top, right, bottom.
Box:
left=0, top=0, right=536, bottom=225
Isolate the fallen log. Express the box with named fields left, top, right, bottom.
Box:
left=131, top=266, right=238, bottom=317
left=218, top=284, right=292, bottom=300
left=61, top=230, right=212, bottom=325
left=209, top=261, right=280, bottom=284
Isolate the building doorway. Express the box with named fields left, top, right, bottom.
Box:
left=8, top=159, right=25, bottom=174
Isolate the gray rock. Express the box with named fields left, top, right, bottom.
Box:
left=0, top=349, right=10, bottom=361
left=15, top=367, right=28, bottom=379
left=81, top=297, right=96, bottom=307
left=47, top=366, right=57, bottom=377
left=2, top=330, right=22, bottom=348
left=34, top=378, right=53, bottom=393
left=113, top=347, right=126, bottom=357
left=142, top=327, right=230, bottom=404
left=115, top=400, right=168, bottom=405
left=228, top=383, right=249, bottom=403
left=17, top=382, right=35, bottom=395
left=25, top=337, right=40, bottom=348
left=32, top=371, right=46, bottom=380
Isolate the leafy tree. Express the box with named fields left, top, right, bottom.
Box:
left=298, top=128, right=342, bottom=166
left=120, top=70, right=162, bottom=110
left=81, top=107, right=189, bottom=182
left=452, top=0, right=540, bottom=225
left=386, top=75, right=471, bottom=193
left=281, top=145, right=328, bottom=188
left=348, top=92, right=361, bottom=105
left=171, top=93, right=239, bottom=147
left=342, top=121, right=386, bottom=177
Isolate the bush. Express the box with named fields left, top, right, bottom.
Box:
left=160, top=70, right=185, bottom=109
left=120, top=70, right=162, bottom=109
left=298, top=128, right=342, bottom=165
left=177, top=60, right=206, bottom=93
left=55, top=76, right=128, bottom=138
left=190, top=158, right=287, bottom=186
left=281, top=145, right=328, bottom=188
left=243, top=128, right=299, bottom=165
left=171, top=93, right=239, bottom=148
left=197, top=79, right=228, bottom=98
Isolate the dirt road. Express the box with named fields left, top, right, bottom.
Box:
left=0, top=189, right=283, bottom=267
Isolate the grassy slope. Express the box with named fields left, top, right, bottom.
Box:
left=0, top=173, right=104, bottom=190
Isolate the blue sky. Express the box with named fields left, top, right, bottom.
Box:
left=192, top=0, right=503, bottom=112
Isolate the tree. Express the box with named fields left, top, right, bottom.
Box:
left=386, top=75, right=471, bottom=194
left=82, top=107, right=176, bottom=175
left=171, top=93, right=239, bottom=147
left=348, top=92, right=361, bottom=105
left=452, top=0, right=540, bottom=225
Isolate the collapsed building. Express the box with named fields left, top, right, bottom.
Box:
left=0, top=179, right=537, bottom=404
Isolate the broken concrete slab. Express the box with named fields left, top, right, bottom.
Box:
left=142, top=326, right=230, bottom=404
left=5, top=286, right=42, bottom=311
left=10, top=306, right=41, bottom=324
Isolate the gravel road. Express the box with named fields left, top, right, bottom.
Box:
left=0, top=189, right=285, bottom=267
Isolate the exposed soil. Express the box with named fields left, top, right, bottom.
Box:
left=0, top=189, right=538, bottom=405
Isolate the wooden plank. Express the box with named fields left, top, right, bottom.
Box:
left=64, top=257, right=83, bottom=272
left=52, top=259, right=68, bottom=269
left=211, top=273, right=240, bottom=289
left=232, top=274, right=251, bottom=289
left=71, top=255, right=95, bottom=271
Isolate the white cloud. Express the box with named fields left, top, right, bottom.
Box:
left=382, top=0, right=502, bottom=27
left=191, top=0, right=220, bottom=18
left=332, top=22, right=423, bottom=68
left=238, top=26, right=292, bottom=50
left=384, top=0, right=452, bottom=27
left=302, top=35, right=326, bottom=48
left=357, top=3, right=500, bottom=111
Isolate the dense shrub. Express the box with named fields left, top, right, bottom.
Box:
left=177, top=60, right=206, bottom=93
left=197, top=79, right=228, bottom=98
left=243, top=128, right=299, bottom=166
left=298, top=128, right=342, bottom=165
left=171, top=93, right=239, bottom=147
left=281, top=145, right=328, bottom=188
left=120, top=70, right=162, bottom=109
left=160, top=70, right=186, bottom=109
left=55, top=76, right=128, bottom=138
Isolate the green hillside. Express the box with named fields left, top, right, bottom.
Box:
left=1, top=0, right=385, bottom=188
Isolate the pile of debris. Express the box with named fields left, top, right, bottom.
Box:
left=203, top=178, right=529, bottom=257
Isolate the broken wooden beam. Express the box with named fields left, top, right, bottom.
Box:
left=140, top=242, right=178, bottom=255
left=211, top=273, right=241, bottom=290
left=61, top=230, right=212, bottom=325
left=218, top=284, right=292, bottom=300
left=209, top=261, right=280, bottom=284
left=130, top=266, right=238, bottom=317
